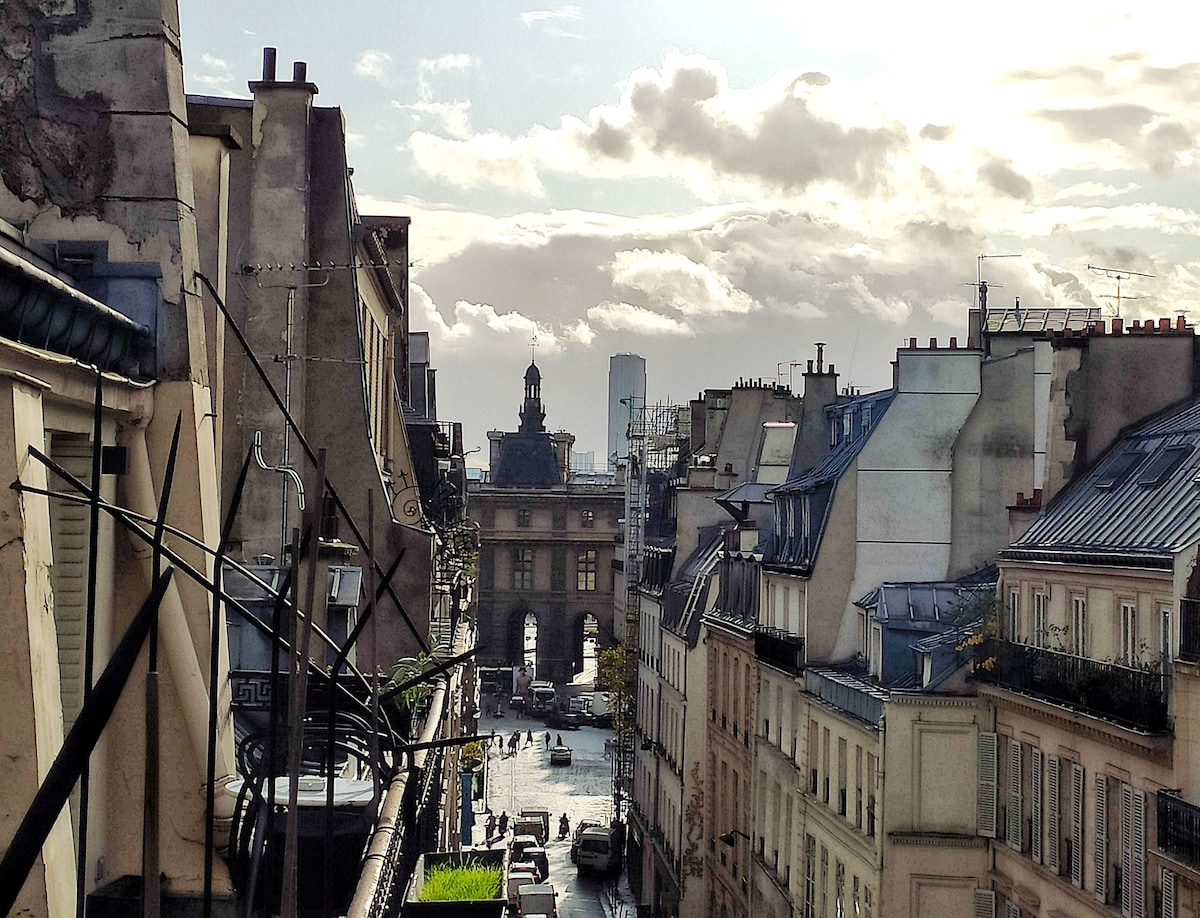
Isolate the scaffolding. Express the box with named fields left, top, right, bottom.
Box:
left=614, top=401, right=686, bottom=824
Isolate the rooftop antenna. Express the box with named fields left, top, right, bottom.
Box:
left=968, top=253, right=1023, bottom=310
left=1086, top=264, right=1155, bottom=317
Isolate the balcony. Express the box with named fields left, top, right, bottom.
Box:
left=1181, top=598, right=1200, bottom=663
left=974, top=639, right=1169, bottom=733
left=755, top=627, right=805, bottom=676
left=1159, top=792, right=1200, bottom=872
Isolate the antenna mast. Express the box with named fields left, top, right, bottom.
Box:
left=1086, top=264, right=1155, bottom=317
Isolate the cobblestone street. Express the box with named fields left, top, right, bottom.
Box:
left=471, top=714, right=637, bottom=918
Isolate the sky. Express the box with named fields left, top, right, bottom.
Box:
left=178, top=1, right=1200, bottom=464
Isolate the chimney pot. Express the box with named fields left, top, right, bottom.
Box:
left=1032, top=488, right=1043, bottom=505
left=950, top=337, right=957, bottom=348
left=1016, top=491, right=1025, bottom=505
left=263, top=47, right=277, bottom=81
left=293, top=61, right=307, bottom=82
left=807, top=360, right=814, bottom=373
left=1160, top=317, right=1171, bottom=331
left=930, top=337, right=937, bottom=348
left=1112, top=318, right=1123, bottom=334
left=1178, top=316, right=1188, bottom=331
left=828, top=363, right=835, bottom=374
left=908, top=337, right=917, bottom=348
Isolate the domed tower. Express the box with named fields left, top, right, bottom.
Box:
left=519, top=360, right=547, bottom=434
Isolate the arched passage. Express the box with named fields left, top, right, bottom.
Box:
left=569, top=612, right=601, bottom=685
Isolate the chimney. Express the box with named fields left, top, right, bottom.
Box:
left=293, top=61, right=308, bottom=83
left=1112, top=317, right=1123, bottom=334
left=1160, top=317, right=1171, bottom=331
left=263, top=47, right=277, bottom=81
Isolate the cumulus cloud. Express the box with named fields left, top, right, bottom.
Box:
left=396, top=100, right=474, bottom=139
left=829, top=275, right=912, bottom=324
left=355, top=50, right=392, bottom=82
left=609, top=249, right=758, bottom=316
left=978, top=157, right=1035, bottom=201
left=409, top=132, right=545, bottom=195
left=406, top=53, right=907, bottom=198
left=587, top=302, right=692, bottom=336
left=192, top=53, right=237, bottom=95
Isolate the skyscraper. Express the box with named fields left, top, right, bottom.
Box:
left=607, top=353, right=646, bottom=468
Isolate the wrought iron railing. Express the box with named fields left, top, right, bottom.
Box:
left=975, top=639, right=1170, bottom=733
left=1159, top=791, right=1200, bottom=871
left=755, top=627, right=805, bottom=676
left=1180, top=598, right=1200, bottom=663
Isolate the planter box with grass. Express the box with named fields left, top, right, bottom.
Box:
left=403, top=849, right=508, bottom=918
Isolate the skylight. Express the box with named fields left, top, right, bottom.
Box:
left=1136, top=445, right=1192, bottom=487
left=1094, top=450, right=1144, bottom=489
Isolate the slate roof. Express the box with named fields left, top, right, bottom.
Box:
left=1003, top=395, right=1200, bottom=563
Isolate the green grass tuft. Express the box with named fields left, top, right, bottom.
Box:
left=417, top=859, right=503, bottom=902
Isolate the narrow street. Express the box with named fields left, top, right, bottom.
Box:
left=473, top=713, right=636, bottom=918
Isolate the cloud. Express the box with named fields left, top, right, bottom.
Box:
left=977, top=157, right=1035, bottom=201
left=406, top=53, right=908, bottom=198
left=408, top=132, right=545, bottom=195
left=609, top=249, right=759, bottom=316
left=354, top=50, right=392, bottom=83
left=396, top=100, right=474, bottom=139
left=587, top=302, right=692, bottom=336
left=520, top=5, right=583, bottom=26
left=191, top=54, right=238, bottom=95
left=829, top=275, right=912, bottom=324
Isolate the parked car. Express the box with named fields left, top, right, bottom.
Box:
left=523, top=845, right=549, bottom=880
left=576, top=825, right=622, bottom=876
left=510, top=861, right=542, bottom=883
left=506, top=871, right=537, bottom=909
left=549, top=745, right=572, bottom=766
left=570, top=820, right=602, bottom=863
left=510, top=833, right=540, bottom=863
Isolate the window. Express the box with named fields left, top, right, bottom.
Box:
left=1095, top=450, right=1144, bottom=489
left=1071, top=594, right=1087, bottom=656
left=830, top=417, right=839, bottom=448
left=1033, top=591, right=1048, bottom=648
left=581, top=509, right=595, bottom=528
left=517, top=508, right=531, bottom=528
left=835, top=860, right=845, bottom=918
left=861, top=404, right=872, bottom=431
left=1161, top=604, right=1173, bottom=669
left=804, top=835, right=816, bottom=918
left=1008, top=588, right=1020, bottom=641
left=1120, top=601, right=1137, bottom=665
left=1136, top=445, right=1191, bottom=487
left=511, top=548, right=533, bottom=590
left=843, top=412, right=852, bottom=441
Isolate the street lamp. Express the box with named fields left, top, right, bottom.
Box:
left=719, top=828, right=751, bottom=846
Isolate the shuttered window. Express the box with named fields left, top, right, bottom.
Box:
left=972, top=889, right=996, bottom=918
left=1047, top=755, right=1061, bottom=875
left=1132, top=788, right=1146, bottom=918
left=1121, top=782, right=1133, bottom=917
left=1007, top=740, right=1023, bottom=850
left=1071, top=761, right=1085, bottom=887
left=978, top=731, right=998, bottom=838
left=1031, top=749, right=1043, bottom=864
left=1161, top=867, right=1176, bottom=918
left=1095, top=774, right=1108, bottom=903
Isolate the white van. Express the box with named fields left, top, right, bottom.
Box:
left=517, top=882, right=558, bottom=917
left=575, top=826, right=621, bottom=876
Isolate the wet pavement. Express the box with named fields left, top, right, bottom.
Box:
left=471, top=713, right=637, bottom=918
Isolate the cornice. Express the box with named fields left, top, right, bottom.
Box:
left=887, top=832, right=986, bottom=848
left=978, top=683, right=1173, bottom=764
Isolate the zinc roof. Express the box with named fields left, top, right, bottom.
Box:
left=1009, top=395, right=1200, bottom=557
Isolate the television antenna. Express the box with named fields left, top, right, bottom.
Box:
left=1086, top=264, right=1154, bottom=317
left=967, top=253, right=1023, bottom=310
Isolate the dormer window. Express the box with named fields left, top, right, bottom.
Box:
left=861, top=404, right=872, bottom=432
left=843, top=412, right=853, bottom=441
left=830, top=417, right=838, bottom=447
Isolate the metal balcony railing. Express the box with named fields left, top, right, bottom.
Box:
left=975, top=639, right=1169, bottom=733
left=1159, top=791, right=1200, bottom=870
left=755, top=627, right=805, bottom=676
left=1180, top=598, right=1200, bottom=663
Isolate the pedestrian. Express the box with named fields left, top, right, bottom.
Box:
left=486, top=812, right=497, bottom=839
left=525, top=729, right=534, bottom=747
left=508, top=733, right=519, bottom=756
left=558, top=813, right=570, bottom=840
left=544, top=731, right=551, bottom=750
left=499, top=811, right=509, bottom=835
left=556, top=733, right=563, bottom=747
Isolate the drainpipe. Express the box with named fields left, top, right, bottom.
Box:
left=121, top=424, right=235, bottom=785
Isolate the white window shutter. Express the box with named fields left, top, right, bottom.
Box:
left=1007, top=740, right=1023, bottom=850
left=978, top=731, right=998, bottom=838
left=1120, top=782, right=1133, bottom=917
left=1005, top=900, right=1021, bottom=918
left=1071, top=761, right=1085, bottom=887
left=973, top=889, right=996, bottom=918
left=1161, top=867, right=1176, bottom=918
left=1094, top=774, right=1108, bottom=903
left=1132, top=789, right=1146, bottom=918
left=1031, top=749, right=1043, bottom=864
left=1047, top=755, right=1060, bottom=875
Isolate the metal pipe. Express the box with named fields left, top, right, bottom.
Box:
left=196, top=271, right=430, bottom=656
